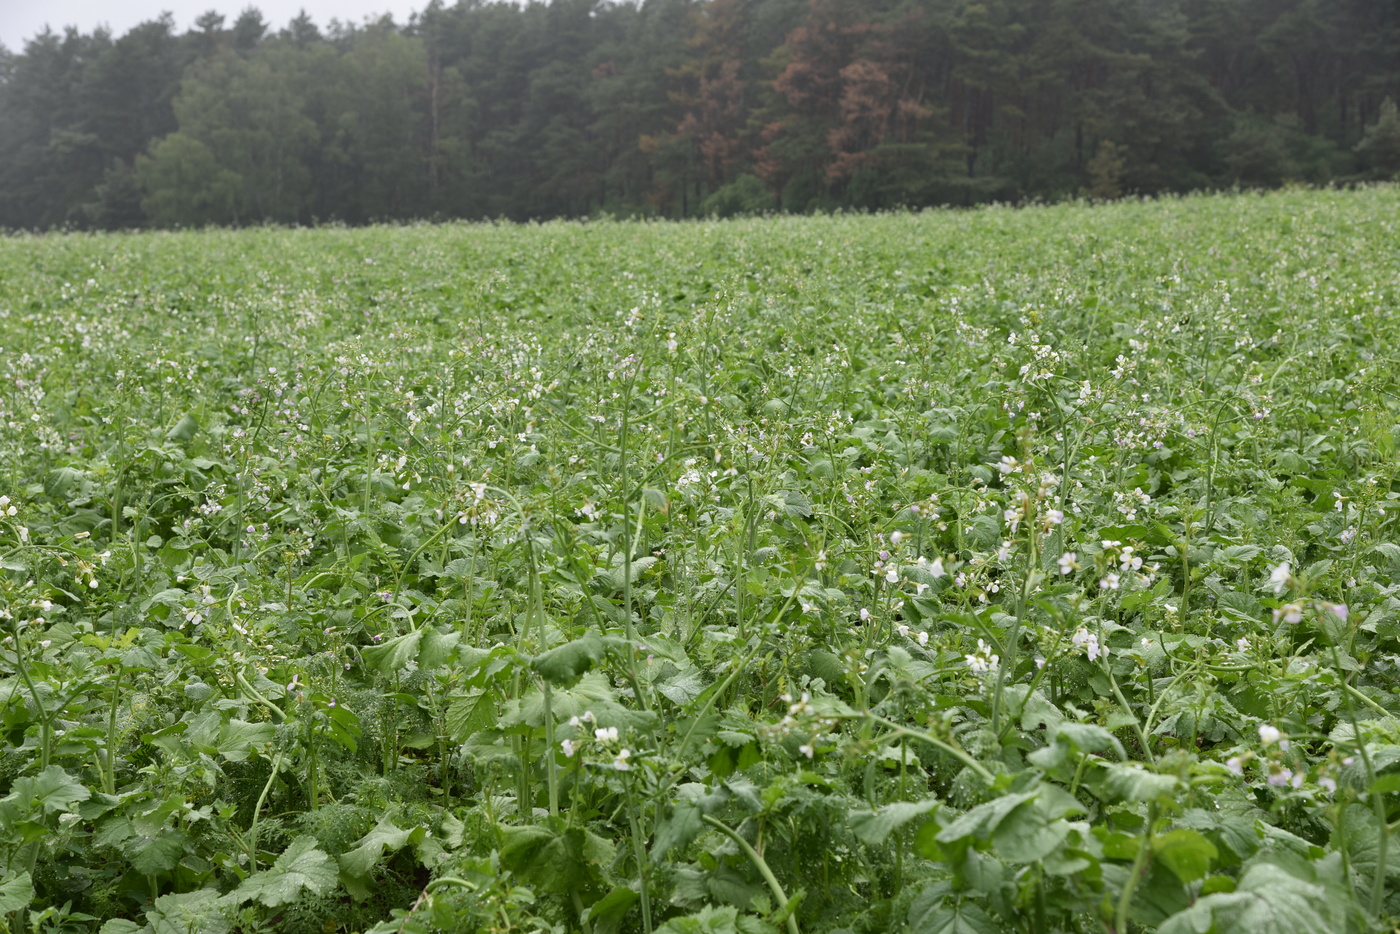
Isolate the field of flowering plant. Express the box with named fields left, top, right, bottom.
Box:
left=3, top=188, right=1400, bottom=934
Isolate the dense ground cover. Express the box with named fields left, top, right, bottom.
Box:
left=2, top=189, right=1400, bottom=933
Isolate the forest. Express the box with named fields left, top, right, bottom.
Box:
left=1, top=0, right=1398, bottom=228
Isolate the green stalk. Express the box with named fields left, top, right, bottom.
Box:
left=1331, top=642, right=1387, bottom=917
left=701, top=815, right=801, bottom=934
left=103, top=667, right=123, bottom=794
left=864, top=713, right=995, bottom=785
left=526, top=535, right=560, bottom=818
left=616, top=383, right=649, bottom=712
left=235, top=670, right=285, bottom=723
left=991, top=507, right=1040, bottom=738
left=624, top=780, right=653, bottom=934
left=1107, top=667, right=1156, bottom=766
left=1114, top=803, right=1155, bottom=934
left=12, top=621, right=51, bottom=770
left=248, top=750, right=284, bottom=868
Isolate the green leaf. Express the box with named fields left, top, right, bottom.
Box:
left=1153, top=829, right=1218, bottom=883
left=217, top=718, right=275, bottom=761
left=848, top=799, right=940, bottom=845
left=233, top=836, right=337, bottom=907
left=445, top=690, right=495, bottom=743
left=339, top=818, right=423, bottom=880
left=908, top=889, right=1001, bottom=934
left=1128, top=862, right=1194, bottom=926
left=990, top=797, right=1072, bottom=864
left=128, top=829, right=186, bottom=876
left=657, top=667, right=708, bottom=706
left=0, top=871, right=34, bottom=913
left=584, top=886, right=640, bottom=934
left=418, top=628, right=461, bottom=669
left=1098, top=763, right=1179, bottom=803
left=362, top=630, right=423, bottom=675
left=499, top=823, right=614, bottom=894
left=1334, top=803, right=1400, bottom=906
left=533, top=631, right=606, bottom=687
left=98, top=921, right=144, bottom=934
left=936, top=791, right=1036, bottom=845
left=5, top=765, right=91, bottom=814
left=1028, top=721, right=1125, bottom=771
left=166, top=414, right=201, bottom=443
left=45, top=466, right=88, bottom=499
left=1157, top=861, right=1333, bottom=934
left=146, top=889, right=228, bottom=934
left=1176, top=808, right=1261, bottom=864
left=654, top=904, right=746, bottom=934
left=653, top=800, right=705, bottom=859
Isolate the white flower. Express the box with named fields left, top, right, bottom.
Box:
left=613, top=749, right=631, bottom=771
left=1226, top=756, right=1244, bottom=775
left=890, top=531, right=904, bottom=546
left=1057, top=552, right=1077, bottom=575
left=859, top=608, right=872, bottom=622
left=928, top=557, right=946, bottom=578
left=885, top=566, right=899, bottom=584
left=964, top=638, right=999, bottom=673
left=1268, top=562, right=1292, bottom=595
left=798, top=744, right=814, bottom=759
left=1046, top=509, right=1064, bottom=525
left=1118, top=546, right=1143, bottom=572
left=1258, top=724, right=1281, bottom=746
left=1272, top=603, right=1303, bottom=625
left=561, top=739, right=576, bottom=757
left=1072, top=627, right=1106, bottom=661
left=1235, top=636, right=1250, bottom=652
left=595, top=726, right=619, bottom=744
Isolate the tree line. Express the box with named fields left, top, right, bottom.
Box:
left=2, top=0, right=1398, bottom=229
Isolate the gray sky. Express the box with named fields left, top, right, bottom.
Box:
left=1, top=0, right=429, bottom=51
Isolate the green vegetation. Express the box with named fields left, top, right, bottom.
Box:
left=2, top=0, right=1399, bottom=229
left=2, top=188, right=1400, bottom=933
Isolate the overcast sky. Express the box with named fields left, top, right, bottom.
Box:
left=0, top=0, right=431, bottom=51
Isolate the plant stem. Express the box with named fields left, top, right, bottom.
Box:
left=863, top=713, right=995, bottom=784
left=701, top=815, right=801, bottom=934
left=1114, top=803, right=1155, bottom=934
left=624, top=781, right=653, bottom=934
left=248, top=750, right=284, bottom=869
left=103, top=666, right=123, bottom=794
